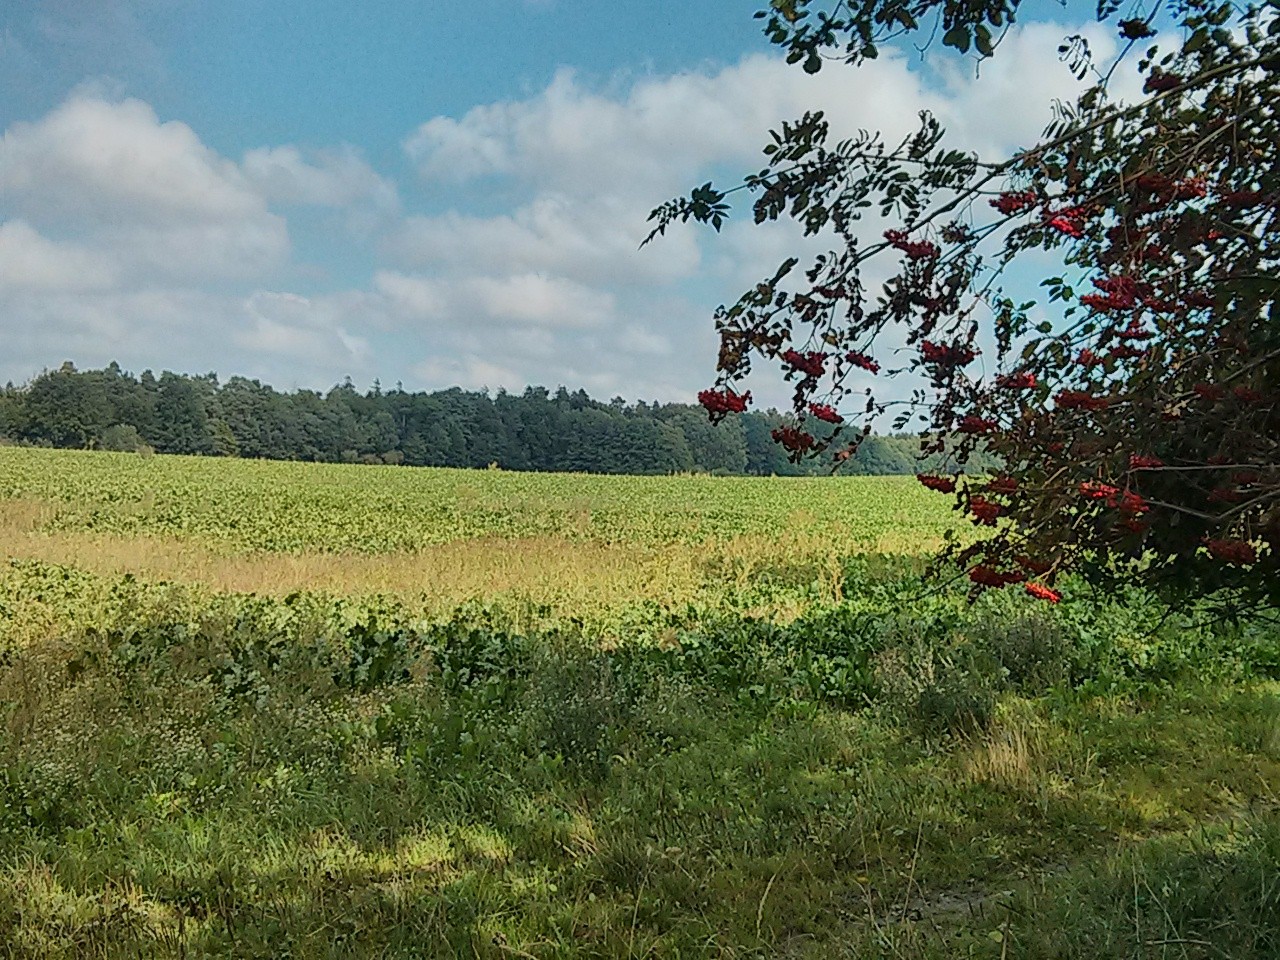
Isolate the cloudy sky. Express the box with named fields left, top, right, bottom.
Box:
left=0, top=0, right=1111, bottom=402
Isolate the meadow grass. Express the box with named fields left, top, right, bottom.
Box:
left=0, top=447, right=1276, bottom=958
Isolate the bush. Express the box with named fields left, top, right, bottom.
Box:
left=527, top=649, right=632, bottom=783
left=873, top=630, right=1000, bottom=737
left=971, top=610, right=1072, bottom=693
left=99, top=423, right=142, bottom=452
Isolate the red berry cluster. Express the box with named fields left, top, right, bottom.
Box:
left=772, top=425, right=815, bottom=453
left=996, top=372, right=1037, bottom=389
left=1173, top=177, right=1207, bottom=200
left=1220, top=189, right=1264, bottom=208
left=780, top=349, right=827, bottom=378
left=844, top=351, right=880, bottom=374
left=1109, top=344, right=1147, bottom=362
left=697, top=388, right=751, bottom=415
left=916, top=473, right=957, bottom=493
left=1080, top=274, right=1140, bottom=312
left=1017, top=555, right=1053, bottom=575
left=1143, top=70, right=1182, bottom=93
left=1116, top=321, right=1153, bottom=341
left=969, top=565, right=1026, bottom=587
left=1233, top=385, right=1264, bottom=404
left=1204, top=538, right=1257, bottom=565
left=1056, top=390, right=1111, bottom=412
left=1046, top=205, right=1090, bottom=237
left=958, top=414, right=998, bottom=434
left=1079, top=482, right=1149, bottom=516
left=808, top=402, right=842, bottom=423
left=989, top=190, right=1038, bottom=215
left=1025, top=582, right=1062, bottom=603
left=968, top=497, right=1001, bottom=525
left=883, top=229, right=940, bottom=261
left=920, top=340, right=977, bottom=367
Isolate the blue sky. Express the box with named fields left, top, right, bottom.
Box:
left=0, top=0, right=1112, bottom=403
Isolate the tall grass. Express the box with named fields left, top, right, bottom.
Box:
left=0, top=450, right=1276, bottom=957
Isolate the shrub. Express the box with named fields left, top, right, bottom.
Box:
left=527, top=650, right=632, bottom=783
left=874, top=630, right=1000, bottom=737
left=971, top=610, right=1072, bottom=693
left=100, top=424, right=142, bottom=452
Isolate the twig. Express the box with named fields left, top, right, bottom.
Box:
left=756, top=869, right=780, bottom=943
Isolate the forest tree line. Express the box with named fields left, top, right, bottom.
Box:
left=0, top=362, right=994, bottom=476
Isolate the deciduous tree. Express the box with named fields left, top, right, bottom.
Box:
left=649, top=0, right=1279, bottom=606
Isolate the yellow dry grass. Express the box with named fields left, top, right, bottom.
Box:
left=963, top=722, right=1040, bottom=792
left=1, top=498, right=902, bottom=613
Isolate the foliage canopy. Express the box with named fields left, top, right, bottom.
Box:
left=649, top=0, right=1280, bottom=607
left=0, top=362, right=1004, bottom=476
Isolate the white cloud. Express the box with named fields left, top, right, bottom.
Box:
left=404, top=55, right=938, bottom=199
left=0, top=94, right=289, bottom=282
left=374, top=270, right=613, bottom=329
left=467, top=273, right=613, bottom=328
left=387, top=194, right=701, bottom=287
left=0, top=23, right=1111, bottom=406
left=934, top=22, right=1129, bottom=156
left=413, top=356, right=523, bottom=393
left=0, top=93, right=387, bottom=387
left=0, top=96, right=263, bottom=226
left=386, top=25, right=1104, bottom=405
left=236, top=290, right=372, bottom=366
left=0, top=220, right=118, bottom=292
left=241, top=144, right=400, bottom=237
left=0, top=284, right=385, bottom=391
left=1, top=287, right=242, bottom=378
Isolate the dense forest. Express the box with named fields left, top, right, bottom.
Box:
left=0, top=362, right=993, bottom=476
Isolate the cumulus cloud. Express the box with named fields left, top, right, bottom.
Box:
left=1, top=284, right=387, bottom=391
left=0, top=94, right=289, bottom=283
left=2, top=287, right=242, bottom=377
left=374, top=270, right=614, bottom=329
left=236, top=290, right=373, bottom=367
left=241, top=144, right=400, bottom=236
left=386, top=25, right=1104, bottom=403
left=1, top=22, right=1109, bottom=405
left=386, top=194, right=701, bottom=287
left=1, top=96, right=264, bottom=226
left=933, top=21, right=1130, bottom=156
left=404, top=55, right=938, bottom=199
left=0, top=92, right=391, bottom=387
left=0, top=220, right=118, bottom=292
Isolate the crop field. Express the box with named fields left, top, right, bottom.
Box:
left=0, top=447, right=1277, bottom=958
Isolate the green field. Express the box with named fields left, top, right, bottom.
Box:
left=0, top=448, right=1277, bottom=958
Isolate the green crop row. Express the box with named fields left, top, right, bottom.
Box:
left=0, top=448, right=957, bottom=553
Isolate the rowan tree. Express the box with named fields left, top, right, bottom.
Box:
left=648, top=0, right=1279, bottom=607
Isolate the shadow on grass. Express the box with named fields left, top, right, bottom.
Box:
left=1, top=560, right=1278, bottom=957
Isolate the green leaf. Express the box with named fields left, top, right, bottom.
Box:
left=942, top=26, right=971, bottom=53
left=975, top=26, right=994, bottom=57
